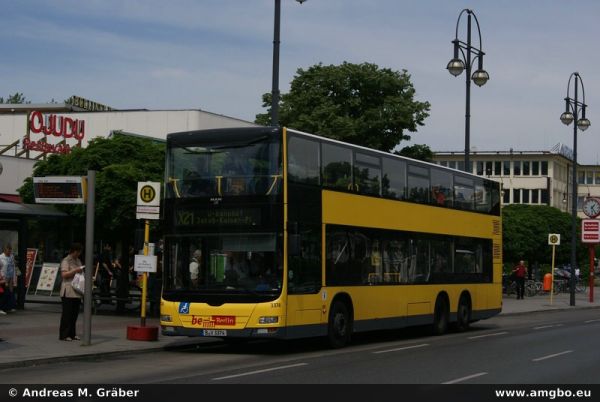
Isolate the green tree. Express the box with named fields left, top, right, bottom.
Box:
left=18, top=135, right=165, bottom=246
left=502, top=204, right=586, bottom=271
left=0, top=92, right=30, bottom=104
left=395, top=144, right=434, bottom=162
left=256, top=62, right=430, bottom=152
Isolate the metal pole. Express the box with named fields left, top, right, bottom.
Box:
left=140, top=219, right=149, bottom=327
left=589, top=244, right=595, bottom=303
left=570, top=75, right=578, bottom=307
left=464, top=13, right=472, bottom=173
left=271, top=0, right=281, bottom=127
left=83, top=170, right=95, bottom=346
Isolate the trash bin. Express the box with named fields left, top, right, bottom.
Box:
left=543, top=273, right=552, bottom=291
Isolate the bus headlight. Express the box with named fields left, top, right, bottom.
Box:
left=160, top=315, right=173, bottom=322
left=258, top=316, right=279, bottom=324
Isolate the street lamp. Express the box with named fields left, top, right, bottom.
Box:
left=447, top=9, right=489, bottom=173
left=560, top=72, right=591, bottom=307
left=271, top=0, right=306, bottom=127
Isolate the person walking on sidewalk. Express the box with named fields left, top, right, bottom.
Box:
left=512, top=260, right=528, bottom=300
left=0, top=244, right=18, bottom=313
left=59, top=243, right=84, bottom=341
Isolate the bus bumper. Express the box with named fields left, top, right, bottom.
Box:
left=161, top=325, right=285, bottom=339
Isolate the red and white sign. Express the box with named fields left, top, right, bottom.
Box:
left=25, top=248, right=38, bottom=288
left=22, top=111, right=86, bottom=155
left=582, top=219, right=600, bottom=243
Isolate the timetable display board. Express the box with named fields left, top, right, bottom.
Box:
left=33, top=176, right=87, bottom=204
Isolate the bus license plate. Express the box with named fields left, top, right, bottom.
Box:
left=202, top=329, right=227, bottom=337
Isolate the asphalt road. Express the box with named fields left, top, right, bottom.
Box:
left=2, top=308, right=600, bottom=384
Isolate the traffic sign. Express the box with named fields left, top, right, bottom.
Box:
left=548, top=233, right=561, bottom=246
left=581, top=219, right=600, bottom=243
left=136, top=181, right=161, bottom=220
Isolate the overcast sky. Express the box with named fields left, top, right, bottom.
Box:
left=2, top=0, right=599, bottom=162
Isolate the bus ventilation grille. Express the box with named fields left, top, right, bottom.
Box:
left=493, top=243, right=502, bottom=260
left=492, top=220, right=501, bottom=236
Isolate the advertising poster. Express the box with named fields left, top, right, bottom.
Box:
left=25, top=248, right=38, bottom=288
left=36, top=263, right=60, bottom=293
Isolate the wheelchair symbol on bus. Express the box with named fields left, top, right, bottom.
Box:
left=179, top=302, right=190, bottom=314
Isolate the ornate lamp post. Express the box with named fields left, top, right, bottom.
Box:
left=560, top=72, right=591, bottom=306
left=447, top=9, right=489, bottom=172
left=271, top=0, right=306, bottom=127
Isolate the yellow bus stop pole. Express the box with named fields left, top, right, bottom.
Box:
left=140, top=219, right=149, bottom=327
left=550, top=244, right=556, bottom=305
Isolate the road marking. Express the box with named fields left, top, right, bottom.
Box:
left=468, top=331, right=508, bottom=340
left=442, top=372, right=488, bottom=384
left=372, top=343, right=429, bottom=354
left=212, top=363, right=308, bottom=381
left=532, top=350, right=573, bottom=362
left=584, top=319, right=600, bottom=323
left=533, top=324, right=563, bottom=330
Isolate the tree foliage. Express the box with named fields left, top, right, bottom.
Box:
left=395, top=144, right=434, bottom=162
left=256, top=62, right=430, bottom=152
left=18, top=135, right=165, bottom=244
left=0, top=92, right=30, bottom=104
left=502, top=204, right=586, bottom=269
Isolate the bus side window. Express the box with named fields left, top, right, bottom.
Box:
left=322, top=143, right=352, bottom=191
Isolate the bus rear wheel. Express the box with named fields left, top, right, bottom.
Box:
left=432, top=297, right=449, bottom=335
left=327, top=300, right=352, bottom=348
left=455, top=297, right=471, bottom=332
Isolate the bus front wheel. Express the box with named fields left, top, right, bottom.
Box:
left=327, top=300, right=352, bottom=348
left=432, top=297, right=449, bottom=335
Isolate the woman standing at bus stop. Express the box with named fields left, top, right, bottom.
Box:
left=59, top=243, right=84, bottom=341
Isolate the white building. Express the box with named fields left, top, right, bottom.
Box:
left=0, top=101, right=257, bottom=199
left=433, top=144, right=600, bottom=218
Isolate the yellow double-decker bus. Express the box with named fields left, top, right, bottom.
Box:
left=160, top=126, right=502, bottom=347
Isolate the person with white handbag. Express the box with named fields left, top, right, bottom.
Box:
left=59, top=243, right=84, bottom=341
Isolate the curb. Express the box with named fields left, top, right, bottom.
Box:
left=0, top=339, right=221, bottom=370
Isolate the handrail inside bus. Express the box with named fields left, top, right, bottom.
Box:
left=168, top=177, right=181, bottom=198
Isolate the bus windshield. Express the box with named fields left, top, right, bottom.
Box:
left=163, top=233, right=283, bottom=295
left=166, top=137, right=281, bottom=198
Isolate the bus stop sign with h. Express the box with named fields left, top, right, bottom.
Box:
left=127, top=182, right=161, bottom=341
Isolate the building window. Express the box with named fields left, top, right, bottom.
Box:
left=485, top=161, right=493, bottom=176
left=457, top=161, right=465, bottom=172
left=513, top=188, right=521, bottom=203
left=532, top=189, right=539, bottom=204
left=448, top=161, right=456, bottom=170
left=522, top=189, right=530, bottom=203
left=494, top=161, right=501, bottom=176
left=503, top=161, right=511, bottom=176
left=532, top=161, right=539, bottom=175
left=577, top=196, right=585, bottom=210
left=503, top=189, right=510, bottom=204
left=596, top=172, right=600, bottom=185
left=476, top=161, right=484, bottom=176
left=523, top=161, right=530, bottom=176
left=587, top=171, right=594, bottom=184
left=541, top=189, right=549, bottom=204
left=514, top=161, right=521, bottom=176
left=578, top=171, right=585, bottom=184
left=541, top=161, right=548, bottom=175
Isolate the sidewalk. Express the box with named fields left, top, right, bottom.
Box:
left=1, top=290, right=599, bottom=370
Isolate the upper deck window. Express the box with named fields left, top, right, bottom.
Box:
left=166, top=137, right=281, bottom=198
